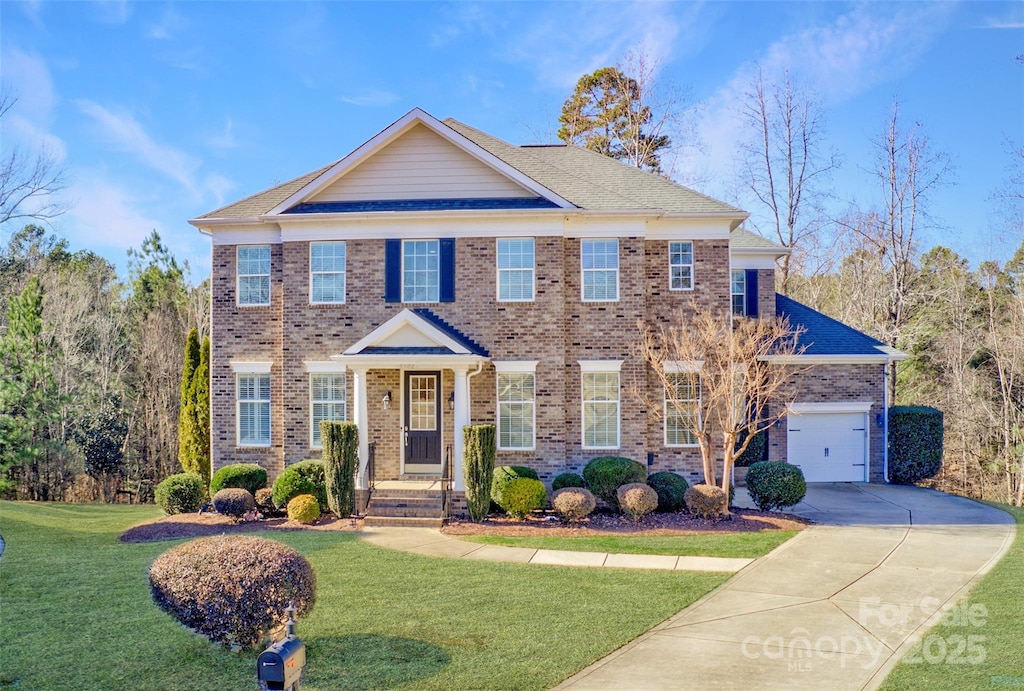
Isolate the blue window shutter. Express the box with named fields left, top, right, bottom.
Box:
left=745, top=269, right=759, bottom=317
left=385, top=239, right=401, bottom=302
left=440, top=238, right=455, bottom=302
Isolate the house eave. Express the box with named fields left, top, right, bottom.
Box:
left=760, top=352, right=907, bottom=365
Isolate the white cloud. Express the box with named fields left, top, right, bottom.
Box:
left=205, top=118, right=237, bottom=150
left=340, top=90, right=400, bottom=108
left=202, top=173, right=235, bottom=207
left=0, top=49, right=67, bottom=162
left=92, top=0, right=130, bottom=25
left=75, top=100, right=202, bottom=197
left=146, top=6, right=186, bottom=39
left=64, top=175, right=163, bottom=252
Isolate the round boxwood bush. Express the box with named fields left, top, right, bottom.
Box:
left=491, top=465, right=539, bottom=510
left=582, top=456, right=646, bottom=509
left=287, top=494, right=321, bottom=524
left=272, top=460, right=327, bottom=510
left=154, top=472, right=205, bottom=515
left=502, top=477, right=547, bottom=519
left=149, top=535, right=316, bottom=649
left=254, top=487, right=280, bottom=517
left=552, top=487, right=596, bottom=523
left=213, top=488, right=255, bottom=519
left=888, top=406, right=944, bottom=484
left=646, top=471, right=689, bottom=512
left=617, top=483, right=659, bottom=523
left=684, top=484, right=728, bottom=519
left=210, top=463, right=268, bottom=497
left=552, top=472, right=586, bottom=491
left=746, top=461, right=807, bottom=512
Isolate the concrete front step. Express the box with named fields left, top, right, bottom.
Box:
left=366, top=506, right=442, bottom=518
left=364, top=516, right=444, bottom=528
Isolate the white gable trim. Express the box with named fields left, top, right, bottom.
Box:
left=266, top=109, right=575, bottom=215
left=342, top=309, right=472, bottom=356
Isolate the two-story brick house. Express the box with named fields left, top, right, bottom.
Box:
left=190, top=108, right=903, bottom=512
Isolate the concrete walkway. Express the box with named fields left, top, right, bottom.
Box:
left=556, top=484, right=1015, bottom=690
left=361, top=527, right=752, bottom=572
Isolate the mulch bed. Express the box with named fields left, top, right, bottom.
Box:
left=120, top=512, right=363, bottom=543
left=442, top=508, right=809, bottom=538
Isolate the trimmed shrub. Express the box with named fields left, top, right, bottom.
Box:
left=321, top=421, right=358, bottom=517
left=212, top=488, right=255, bottom=519
left=582, top=456, right=646, bottom=509
left=684, top=484, right=728, bottom=519
left=464, top=425, right=496, bottom=522
left=552, top=487, right=596, bottom=523
left=491, top=465, right=539, bottom=511
left=287, top=494, right=321, bottom=524
left=209, top=463, right=267, bottom=497
left=502, top=477, right=547, bottom=519
left=149, top=535, right=316, bottom=649
left=746, top=461, right=807, bottom=511
left=888, top=406, right=944, bottom=484
left=617, top=483, right=659, bottom=523
left=646, top=471, right=689, bottom=512
left=552, top=472, right=586, bottom=491
left=272, top=460, right=327, bottom=510
left=734, top=429, right=767, bottom=468
left=254, top=488, right=279, bottom=517
left=154, top=472, right=205, bottom=515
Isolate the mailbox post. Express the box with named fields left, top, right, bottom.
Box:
left=257, top=604, right=306, bottom=691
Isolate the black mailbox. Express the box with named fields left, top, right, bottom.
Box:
left=257, top=636, right=305, bottom=691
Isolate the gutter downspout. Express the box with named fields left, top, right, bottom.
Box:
left=466, top=360, right=484, bottom=415
left=883, top=362, right=890, bottom=483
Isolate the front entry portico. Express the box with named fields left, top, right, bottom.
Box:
left=334, top=309, right=489, bottom=492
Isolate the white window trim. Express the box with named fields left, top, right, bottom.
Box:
left=664, top=372, right=701, bottom=448
left=668, top=241, right=694, bottom=292
left=580, top=238, right=620, bottom=303
left=309, top=371, right=347, bottom=450
left=236, top=372, right=271, bottom=448
left=493, top=360, right=539, bottom=373
left=496, top=237, right=536, bottom=303
left=309, top=241, right=346, bottom=305
left=231, top=360, right=272, bottom=374
left=401, top=238, right=441, bottom=304
left=579, top=361, right=621, bottom=450
left=496, top=370, right=537, bottom=451
left=236, top=245, right=271, bottom=307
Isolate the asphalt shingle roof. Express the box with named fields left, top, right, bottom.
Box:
left=730, top=227, right=784, bottom=250
left=412, top=309, right=489, bottom=357
left=776, top=294, right=887, bottom=356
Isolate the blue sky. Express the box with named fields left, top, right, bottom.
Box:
left=2, top=1, right=1022, bottom=282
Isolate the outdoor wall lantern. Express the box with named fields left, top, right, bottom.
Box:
left=774, top=417, right=784, bottom=429
left=448, top=391, right=455, bottom=411
left=382, top=391, right=392, bottom=410
left=875, top=413, right=885, bottom=428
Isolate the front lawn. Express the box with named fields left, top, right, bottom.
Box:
left=0, top=502, right=728, bottom=690
left=456, top=530, right=796, bottom=558
left=881, top=503, right=1023, bottom=690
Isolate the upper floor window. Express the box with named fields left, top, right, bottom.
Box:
left=731, top=269, right=746, bottom=316
left=237, top=245, right=270, bottom=306
left=665, top=372, right=700, bottom=446
left=310, top=372, right=346, bottom=448
left=403, top=240, right=440, bottom=303
left=497, top=238, right=535, bottom=301
left=310, top=242, right=346, bottom=304
left=237, top=373, right=271, bottom=446
left=669, top=241, right=694, bottom=291
left=581, top=239, right=619, bottom=302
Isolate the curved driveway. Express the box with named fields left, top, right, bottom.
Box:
left=555, top=484, right=1016, bottom=691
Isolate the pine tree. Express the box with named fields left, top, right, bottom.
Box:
left=177, top=328, right=200, bottom=474
left=190, top=336, right=211, bottom=483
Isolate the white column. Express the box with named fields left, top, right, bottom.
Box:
left=452, top=366, right=470, bottom=491
left=351, top=367, right=369, bottom=490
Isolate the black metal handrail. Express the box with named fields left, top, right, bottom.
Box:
left=441, top=443, right=454, bottom=520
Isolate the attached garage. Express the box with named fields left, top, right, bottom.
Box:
left=786, top=403, right=872, bottom=482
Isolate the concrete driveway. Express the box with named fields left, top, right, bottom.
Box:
left=555, top=484, right=1016, bottom=691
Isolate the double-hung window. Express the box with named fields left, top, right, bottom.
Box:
left=581, top=239, right=619, bottom=301
left=237, top=372, right=271, bottom=446
left=731, top=269, right=746, bottom=316
left=237, top=245, right=270, bottom=306
left=580, top=361, right=622, bottom=449
left=497, top=238, right=535, bottom=301
left=310, top=242, right=346, bottom=304
left=669, top=241, right=694, bottom=291
left=403, top=240, right=440, bottom=303
left=495, top=361, right=538, bottom=450
left=310, top=372, right=346, bottom=448
left=665, top=372, right=700, bottom=446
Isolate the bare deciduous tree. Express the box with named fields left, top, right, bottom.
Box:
left=0, top=92, right=70, bottom=228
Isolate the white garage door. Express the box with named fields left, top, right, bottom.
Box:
left=787, top=412, right=868, bottom=482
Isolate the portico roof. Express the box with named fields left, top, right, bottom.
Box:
left=334, top=308, right=489, bottom=369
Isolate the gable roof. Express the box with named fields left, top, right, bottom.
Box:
left=730, top=227, right=786, bottom=251
left=341, top=308, right=488, bottom=358
left=776, top=294, right=902, bottom=359
left=193, top=108, right=746, bottom=223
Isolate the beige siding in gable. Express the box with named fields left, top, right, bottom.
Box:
left=310, top=124, right=534, bottom=202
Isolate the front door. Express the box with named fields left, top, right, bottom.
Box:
left=404, top=371, right=442, bottom=473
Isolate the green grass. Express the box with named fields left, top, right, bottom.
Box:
left=881, top=503, right=1024, bottom=690
left=0, top=502, right=728, bottom=690
left=455, top=530, right=797, bottom=558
